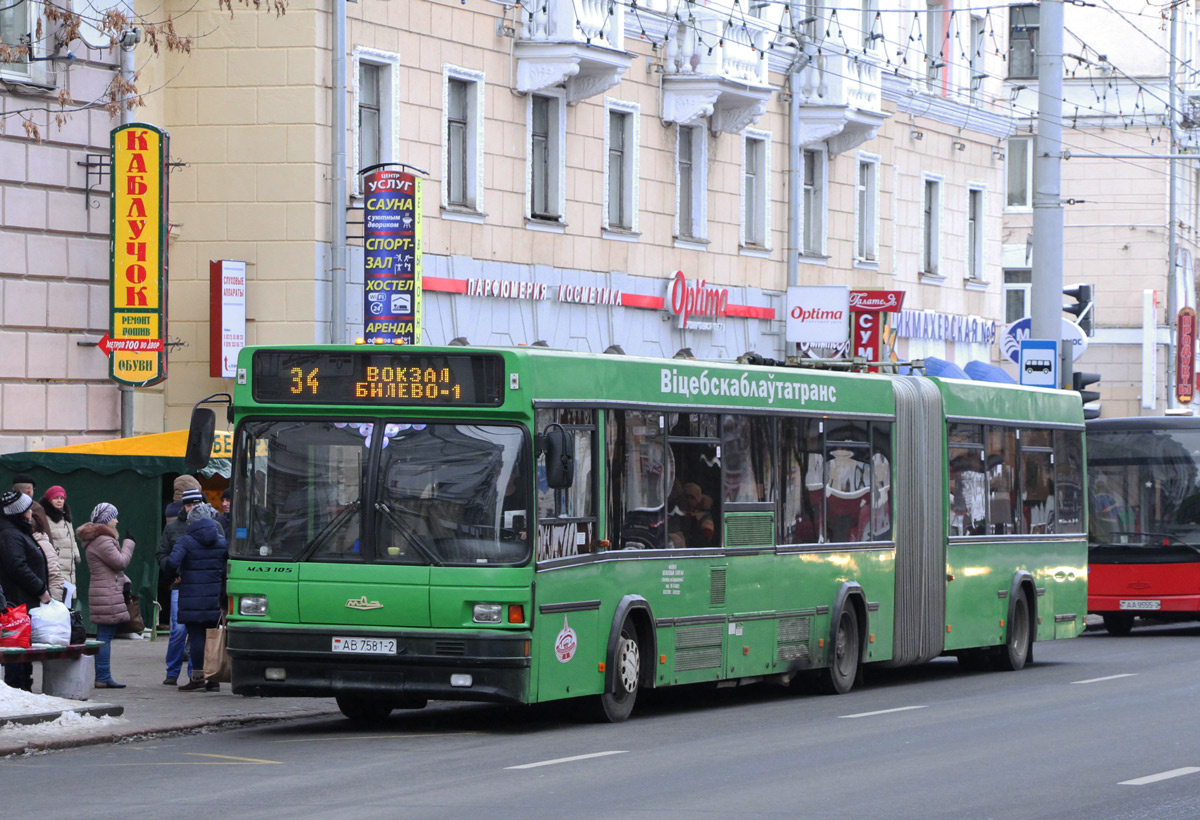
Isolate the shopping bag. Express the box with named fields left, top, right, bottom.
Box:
left=203, top=621, right=231, bottom=683
left=117, top=594, right=145, bottom=635
left=30, top=599, right=72, bottom=646
left=0, top=604, right=32, bottom=649
left=69, top=608, right=86, bottom=645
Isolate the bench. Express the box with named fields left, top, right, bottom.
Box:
left=1, top=641, right=104, bottom=699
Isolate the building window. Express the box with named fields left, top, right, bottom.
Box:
left=604, top=100, right=639, bottom=233
left=529, top=91, right=565, bottom=222
left=969, top=16, right=985, bottom=103
left=0, top=0, right=48, bottom=82
left=926, top=1, right=946, bottom=92
left=358, top=64, right=381, bottom=172
left=862, top=0, right=879, bottom=50
left=802, top=148, right=826, bottom=256
left=967, top=187, right=984, bottom=281
left=855, top=155, right=879, bottom=263
left=922, top=176, right=941, bottom=275
left=353, top=50, right=400, bottom=196
left=442, top=66, right=485, bottom=214
left=743, top=131, right=770, bottom=248
left=676, top=124, right=707, bottom=241
left=1004, top=269, right=1032, bottom=323
left=1009, top=5, right=1038, bottom=79
left=1006, top=136, right=1032, bottom=209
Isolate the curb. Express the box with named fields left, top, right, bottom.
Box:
left=0, top=707, right=341, bottom=758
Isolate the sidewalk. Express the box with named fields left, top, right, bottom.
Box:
left=0, top=631, right=340, bottom=757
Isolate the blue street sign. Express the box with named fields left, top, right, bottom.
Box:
left=1019, top=339, right=1059, bottom=388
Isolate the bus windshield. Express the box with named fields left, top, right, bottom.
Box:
left=1088, top=427, right=1200, bottom=556
left=233, top=419, right=531, bottom=565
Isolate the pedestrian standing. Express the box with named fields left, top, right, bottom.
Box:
left=166, top=502, right=227, bottom=692
left=79, top=503, right=135, bottom=689
left=40, top=485, right=81, bottom=592
left=0, top=490, right=51, bottom=691
left=217, top=488, right=233, bottom=542
left=157, top=487, right=204, bottom=685
left=11, top=474, right=50, bottom=537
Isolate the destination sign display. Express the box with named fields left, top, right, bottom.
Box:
left=252, top=351, right=504, bottom=406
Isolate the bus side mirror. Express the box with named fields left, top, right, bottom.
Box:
left=185, top=407, right=216, bottom=471
left=538, top=426, right=574, bottom=490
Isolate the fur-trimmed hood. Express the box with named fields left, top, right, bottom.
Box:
left=77, top=521, right=118, bottom=544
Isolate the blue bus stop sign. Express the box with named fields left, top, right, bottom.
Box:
left=1019, top=339, right=1059, bottom=388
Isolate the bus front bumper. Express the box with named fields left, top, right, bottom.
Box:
left=227, top=625, right=532, bottom=704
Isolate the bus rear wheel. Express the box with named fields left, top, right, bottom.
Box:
left=818, top=608, right=860, bottom=695
left=336, top=695, right=394, bottom=723
left=1102, top=613, right=1135, bottom=636
left=995, top=589, right=1031, bottom=671
left=595, top=621, right=641, bottom=723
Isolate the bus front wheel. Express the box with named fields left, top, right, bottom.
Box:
left=336, top=695, right=394, bottom=723
left=1102, top=613, right=1135, bottom=636
left=995, top=589, right=1031, bottom=671
left=595, top=620, right=641, bottom=723
left=818, top=608, right=860, bottom=695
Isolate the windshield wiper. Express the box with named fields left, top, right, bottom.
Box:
left=374, top=501, right=444, bottom=566
left=296, top=499, right=362, bottom=561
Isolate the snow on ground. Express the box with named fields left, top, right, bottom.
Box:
left=0, top=679, right=127, bottom=739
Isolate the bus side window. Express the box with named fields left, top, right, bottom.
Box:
left=780, top=418, right=823, bottom=545
left=1020, top=428, right=1054, bottom=535
left=607, top=410, right=668, bottom=551
left=1054, top=429, right=1084, bottom=533
left=986, top=427, right=1019, bottom=535
left=535, top=408, right=597, bottom=561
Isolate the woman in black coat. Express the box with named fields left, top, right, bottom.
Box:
left=165, top=503, right=228, bottom=692
left=0, top=490, right=51, bottom=691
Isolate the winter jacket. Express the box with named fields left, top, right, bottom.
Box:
left=79, top=522, right=135, bottom=625
left=43, top=513, right=81, bottom=588
left=166, top=518, right=227, bottom=626
left=33, top=531, right=65, bottom=603
left=156, top=510, right=190, bottom=586
left=0, top=515, right=50, bottom=610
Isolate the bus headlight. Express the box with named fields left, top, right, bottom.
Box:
left=240, top=595, right=268, bottom=616
left=473, top=603, right=502, bottom=623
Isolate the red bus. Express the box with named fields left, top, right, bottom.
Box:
left=1087, top=416, right=1200, bottom=634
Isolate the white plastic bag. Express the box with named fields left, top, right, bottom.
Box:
left=30, top=599, right=72, bottom=646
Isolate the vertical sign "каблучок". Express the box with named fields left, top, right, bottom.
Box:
left=108, top=123, right=169, bottom=385
left=363, top=168, right=422, bottom=344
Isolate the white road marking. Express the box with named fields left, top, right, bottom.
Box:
left=839, top=705, right=928, bottom=719
left=506, top=750, right=628, bottom=770
left=1120, top=767, right=1200, bottom=786
left=1071, top=673, right=1138, bottom=685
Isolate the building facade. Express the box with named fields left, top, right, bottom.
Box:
left=3, top=0, right=1029, bottom=448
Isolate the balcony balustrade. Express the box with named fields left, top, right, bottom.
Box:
left=514, top=0, right=632, bottom=104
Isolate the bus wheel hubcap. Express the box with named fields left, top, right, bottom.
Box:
left=616, top=637, right=639, bottom=694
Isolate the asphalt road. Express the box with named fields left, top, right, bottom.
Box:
left=4, top=624, right=1200, bottom=820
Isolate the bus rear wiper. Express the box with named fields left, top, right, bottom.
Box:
left=374, top=501, right=444, bottom=566
left=296, top=499, right=361, bottom=562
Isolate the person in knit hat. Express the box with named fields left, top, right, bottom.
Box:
left=166, top=502, right=228, bottom=691
left=11, top=473, right=50, bottom=540
left=0, top=490, right=50, bottom=690
left=156, top=486, right=206, bottom=685
left=78, top=502, right=136, bottom=688
left=39, top=485, right=81, bottom=592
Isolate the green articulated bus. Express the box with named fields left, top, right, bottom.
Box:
left=185, top=344, right=1088, bottom=722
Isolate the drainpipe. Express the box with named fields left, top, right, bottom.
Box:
left=330, top=0, right=348, bottom=344
left=786, top=3, right=804, bottom=289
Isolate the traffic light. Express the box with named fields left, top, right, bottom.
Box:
left=1073, top=370, right=1101, bottom=419
left=1063, top=283, right=1094, bottom=336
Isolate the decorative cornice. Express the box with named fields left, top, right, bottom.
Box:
left=883, top=73, right=1017, bottom=139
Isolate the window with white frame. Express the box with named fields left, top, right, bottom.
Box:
left=353, top=51, right=400, bottom=195
left=676, top=124, right=707, bottom=241
left=604, top=100, right=639, bottom=233
left=529, top=91, right=565, bottom=222
left=0, top=0, right=52, bottom=83
left=925, top=1, right=946, bottom=92
left=855, top=155, right=879, bottom=263
left=1009, top=5, right=1038, bottom=79
left=743, top=131, right=770, bottom=248
left=442, top=66, right=485, bottom=213
left=802, top=147, right=826, bottom=256
left=1006, top=136, right=1032, bottom=209
left=862, top=0, right=880, bottom=50
left=922, top=176, right=942, bottom=275
left=969, top=16, right=985, bottom=103
left=1004, top=269, right=1032, bottom=323
left=967, top=186, right=985, bottom=281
